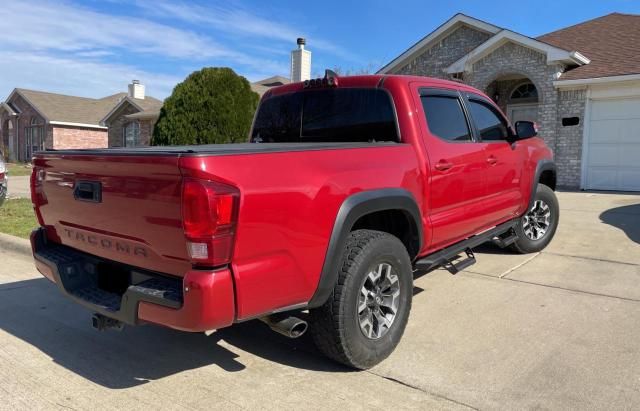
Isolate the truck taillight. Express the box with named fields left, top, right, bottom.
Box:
left=181, top=178, right=240, bottom=267
left=30, top=168, right=46, bottom=226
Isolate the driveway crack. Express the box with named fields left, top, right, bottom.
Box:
left=541, top=251, right=639, bottom=267
left=365, top=370, right=479, bottom=410
left=498, top=252, right=541, bottom=278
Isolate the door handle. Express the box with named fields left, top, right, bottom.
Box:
left=435, top=160, right=453, bottom=171
left=487, top=155, right=498, bottom=165
left=74, top=180, right=102, bottom=203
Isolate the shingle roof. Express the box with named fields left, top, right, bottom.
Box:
left=251, top=76, right=290, bottom=97
left=537, top=13, right=640, bottom=80
left=254, top=76, right=290, bottom=87
left=130, top=96, right=163, bottom=112
left=13, top=88, right=163, bottom=125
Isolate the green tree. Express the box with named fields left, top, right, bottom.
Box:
left=152, top=67, right=259, bottom=145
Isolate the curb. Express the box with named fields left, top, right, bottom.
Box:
left=0, top=232, right=32, bottom=258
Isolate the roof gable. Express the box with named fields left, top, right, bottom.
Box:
left=100, top=95, right=163, bottom=124
left=378, top=13, right=501, bottom=74
left=538, top=13, right=640, bottom=81
left=446, top=30, right=589, bottom=74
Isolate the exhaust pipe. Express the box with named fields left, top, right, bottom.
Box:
left=92, top=313, right=124, bottom=331
left=259, top=314, right=308, bottom=338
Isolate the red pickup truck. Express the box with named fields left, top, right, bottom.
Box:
left=30, top=73, right=558, bottom=369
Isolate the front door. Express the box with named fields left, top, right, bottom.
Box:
left=468, top=95, right=525, bottom=225
left=508, top=104, right=538, bottom=124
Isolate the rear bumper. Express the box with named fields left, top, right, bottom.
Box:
left=30, top=228, right=235, bottom=332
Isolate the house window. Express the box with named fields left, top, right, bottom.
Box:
left=510, top=83, right=538, bottom=102
left=124, top=121, right=140, bottom=147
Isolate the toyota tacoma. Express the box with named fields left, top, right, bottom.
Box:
left=30, top=73, right=558, bottom=369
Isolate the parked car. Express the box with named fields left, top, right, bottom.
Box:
left=29, top=73, right=558, bottom=369
left=0, top=155, right=7, bottom=206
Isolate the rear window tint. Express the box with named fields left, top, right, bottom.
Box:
left=251, top=89, right=398, bottom=143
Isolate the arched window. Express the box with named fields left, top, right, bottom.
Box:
left=31, top=116, right=42, bottom=125
left=510, top=83, right=538, bottom=102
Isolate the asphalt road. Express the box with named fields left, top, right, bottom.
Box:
left=0, top=191, right=639, bottom=410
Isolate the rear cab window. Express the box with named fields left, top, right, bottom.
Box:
left=421, top=95, right=471, bottom=142
left=251, top=88, right=398, bottom=143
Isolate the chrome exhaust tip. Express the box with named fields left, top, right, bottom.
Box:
left=259, top=314, right=308, bottom=338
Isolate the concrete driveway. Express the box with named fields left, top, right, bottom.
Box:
left=6, top=175, right=30, bottom=199
left=0, top=191, right=638, bottom=409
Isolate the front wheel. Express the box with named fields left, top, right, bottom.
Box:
left=511, top=184, right=559, bottom=253
left=309, top=230, right=413, bottom=369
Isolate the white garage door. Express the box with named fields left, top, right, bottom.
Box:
left=586, top=98, right=640, bottom=191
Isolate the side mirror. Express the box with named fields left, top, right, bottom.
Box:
left=515, top=121, right=538, bottom=139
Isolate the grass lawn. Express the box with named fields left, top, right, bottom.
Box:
left=0, top=198, right=37, bottom=239
left=6, top=163, right=33, bottom=177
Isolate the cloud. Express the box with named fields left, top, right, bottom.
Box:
left=0, top=0, right=363, bottom=100
left=0, top=0, right=293, bottom=98
left=0, top=1, right=236, bottom=60
left=0, top=51, right=182, bottom=99
left=134, top=0, right=358, bottom=62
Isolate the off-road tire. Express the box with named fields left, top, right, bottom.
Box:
left=511, top=184, right=559, bottom=253
left=309, top=230, right=413, bottom=369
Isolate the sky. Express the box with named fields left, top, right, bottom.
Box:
left=1, top=0, right=639, bottom=100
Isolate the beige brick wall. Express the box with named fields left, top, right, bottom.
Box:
left=52, top=126, right=108, bottom=149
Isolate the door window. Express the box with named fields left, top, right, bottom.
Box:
left=468, top=100, right=510, bottom=141
left=420, top=96, right=471, bottom=142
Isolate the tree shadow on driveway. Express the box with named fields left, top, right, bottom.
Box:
left=599, top=204, right=640, bottom=245
left=0, top=278, right=349, bottom=389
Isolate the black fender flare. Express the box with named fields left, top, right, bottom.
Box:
left=307, top=188, right=423, bottom=308
left=528, top=159, right=557, bottom=209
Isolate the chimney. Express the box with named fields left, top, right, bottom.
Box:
left=290, top=38, right=311, bottom=83
left=128, top=80, right=145, bottom=100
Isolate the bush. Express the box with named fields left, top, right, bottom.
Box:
left=152, top=67, right=259, bottom=145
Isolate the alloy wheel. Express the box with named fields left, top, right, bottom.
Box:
left=523, top=199, right=551, bottom=240
left=357, top=262, right=400, bottom=340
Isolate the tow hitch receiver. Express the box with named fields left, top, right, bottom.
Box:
left=92, top=313, right=124, bottom=331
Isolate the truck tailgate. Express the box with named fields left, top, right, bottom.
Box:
left=33, top=154, right=191, bottom=276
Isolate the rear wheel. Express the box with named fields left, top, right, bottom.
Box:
left=511, top=184, right=559, bottom=253
left=309, top=230, right=413, bottom=369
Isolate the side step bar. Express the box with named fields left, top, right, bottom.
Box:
left=414, top=220, right=517, bottom=274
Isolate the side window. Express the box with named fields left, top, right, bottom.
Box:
left=468, top=100, right=510, bottom=141
left=421, top=96, right=471, bottom=142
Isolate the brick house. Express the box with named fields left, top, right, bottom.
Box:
left=379, top=13, right=640, bottom=191
left=0, top=81, right=162, bottom=162
left=101, top=81, right=162, bottom=148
